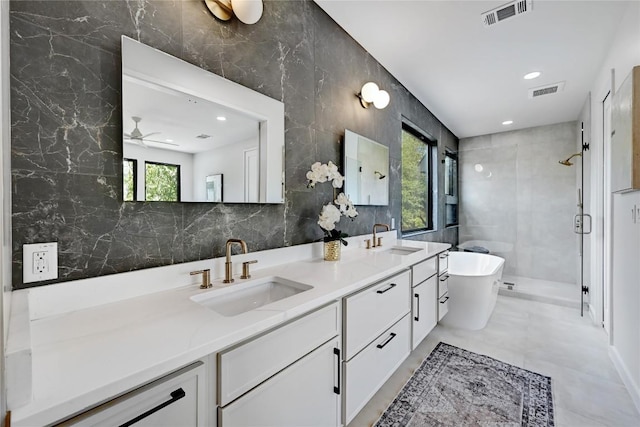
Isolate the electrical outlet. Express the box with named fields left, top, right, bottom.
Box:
left=23, top=242, right=58, bottom=283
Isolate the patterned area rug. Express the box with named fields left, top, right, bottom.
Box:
left=374, top=342, right=554, bottom=427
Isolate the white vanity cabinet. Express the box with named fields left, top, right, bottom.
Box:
left=438, top=251, right=450, bottom=320
left=411, top=257, right=438, bottom=349
left=342, top=270, right=411, bottom=425
left=217, top=302, right=341, bottom=427
left=57, top=361, right=208, bottom=427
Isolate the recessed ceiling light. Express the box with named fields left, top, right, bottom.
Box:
left=502, top=120, right=513, bottom=125
left=165, top=139, right=173, bottom=142
left=217, top=116, right=227, bottom=121
left=524, top=71, right=542, bottom=80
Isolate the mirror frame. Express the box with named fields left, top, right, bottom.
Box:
left=121, top=36, right=285, bottom=203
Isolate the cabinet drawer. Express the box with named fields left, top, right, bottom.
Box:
left=438, top=251, right=449, bottom=275
left=412, top=257, right=437, bottom=286
left=219, top=338, right=341, bottom=427
left=412, top=275, right=437, bottom=350
left=343, top=315, right=411, bottom=425
left=344, top=270, right=411, bottom=360
left=59, top=362, right=207, bottom=427
left=438, top=273, right=449, bottom=297
left=438, top=293, right=449, bottom=321
left=218, top=302, right=340, bottom=406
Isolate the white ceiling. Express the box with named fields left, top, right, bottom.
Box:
left=122, top=77, right=259, bottom=153
left=314, top=0, right=629, bottom=138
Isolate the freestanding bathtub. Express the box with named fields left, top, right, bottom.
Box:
left=440, top=251, right=505, bottom=330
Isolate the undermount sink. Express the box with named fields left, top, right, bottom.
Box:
left=382, top=246, right=422, bottom=256
left=191, top=276, right=313, bottom=317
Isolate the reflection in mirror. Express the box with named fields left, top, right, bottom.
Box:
left=121, top=36, right=284, bottom=203
left=343, top=129, right=389, bottom=206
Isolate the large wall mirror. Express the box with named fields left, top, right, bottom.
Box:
left=343, top=129, right=389, bottom=206
left=121, top=36, right=284, bottom=203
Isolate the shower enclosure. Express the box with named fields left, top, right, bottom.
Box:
left=458, top=122, right=581, bottom=309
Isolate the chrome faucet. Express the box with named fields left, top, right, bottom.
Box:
left=372, top=223, right=390, bottom=248
left=223, top=239, right=248, bottom=283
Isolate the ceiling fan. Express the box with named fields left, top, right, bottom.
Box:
left=123, top=116, right=178, bottom=148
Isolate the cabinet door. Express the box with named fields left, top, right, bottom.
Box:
left=344, top=315, right=411, bottom=425
left=412, top=276, right=437, bottom=349
left=218, top=302, right=340, bottom=406
left=61, top=362, right=207, bottom=427
left=611, top=66, right=640, bottom=193
left=344, top=270, right=411, bottom=360
left=219, top=338, right=341, bottom=427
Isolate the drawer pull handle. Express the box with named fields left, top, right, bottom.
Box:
left=440, top=296, right=449, bottom=304
left=439, top=253, right=449, bottom=259
left=414, top=293, right=420, bottom=321
left=376, top=283, right=397, bottom=294
left=376, top=332, right=397, bottom=349
left=333, top=348, right=341, bottom=395
left=119, top=388, right=186, bottom=427
left=440, top=275, right=449, bottom=281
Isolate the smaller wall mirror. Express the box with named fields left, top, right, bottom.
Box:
left=343, top=129, right=389, bottom=206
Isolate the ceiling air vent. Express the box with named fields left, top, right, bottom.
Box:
left=528, top=81, right=565, bottom=99
left=482, top=0, right=532, bottom=27
left=196, top=134, right=212, bottom=139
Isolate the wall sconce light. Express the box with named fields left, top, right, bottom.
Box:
left=358, top=82, right=390, bottom=109
left=204, top=0, right=264, bottom=24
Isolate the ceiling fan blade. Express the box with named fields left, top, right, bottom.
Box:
left=144, top=139, right=180, bottom=146
left=141, top=132, right=161, bottom=139
left=123, top=132, right=133, bottom=138
left=123, top=138, right=149, bottom=148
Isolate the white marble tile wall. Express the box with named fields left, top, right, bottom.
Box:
left=459, top=122, right=578, bottom=284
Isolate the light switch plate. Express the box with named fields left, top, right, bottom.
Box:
left=23, top=242, right=58, bottom=283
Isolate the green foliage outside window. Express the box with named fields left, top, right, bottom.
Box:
left=401, top=129, right=430, bottom=232
left=145, top=162, right=179, bottom=202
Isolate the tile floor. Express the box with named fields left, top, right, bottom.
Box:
left=348, top=294, right=640, bottom=427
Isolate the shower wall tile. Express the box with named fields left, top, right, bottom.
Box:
left=10, top=0, right=458, bottom=289
left=460, top=121, right=577, bottom=284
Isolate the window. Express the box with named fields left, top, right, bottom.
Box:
left=401, top=123, right=436, bottom=233
left=444, top=150, right=458, bottom=227
left=145, top=161, right=180, bottom=202
left=123, top=158, right=137, bottom=202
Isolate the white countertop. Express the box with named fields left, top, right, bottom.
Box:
left=10, top=236, right=450, bottom=426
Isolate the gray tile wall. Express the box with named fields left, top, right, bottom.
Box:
left=10, top=0, right=458, bottom=289
left=459, top=122, right=578, bottom=284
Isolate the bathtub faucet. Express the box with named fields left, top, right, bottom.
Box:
left=372, top=223, right=390, bottom=248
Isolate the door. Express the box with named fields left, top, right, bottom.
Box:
left=603, top=92, right=612, bottom=334
left=243, top=148, right=259, bottom=203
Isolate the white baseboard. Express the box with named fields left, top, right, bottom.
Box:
left=609, top=345, right=640, bottom=415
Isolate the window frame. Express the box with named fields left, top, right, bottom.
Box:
left=401, top=121, right=437, bottom=235
left=144, top=160, right=181, bottom=202
left=444, top=149, right=459, bottom=227
left=123, top=158, right=138, bottom=202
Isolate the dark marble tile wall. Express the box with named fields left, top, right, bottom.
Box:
left=10, top=0, right=458, bottom=289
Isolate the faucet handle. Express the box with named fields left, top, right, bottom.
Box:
left=190, top=269, right=212, bottom=289
left=364, top=239, right=371, bottom=249
left=377, top=237, right=383, bottom=247
left=241, top=260, right=258, bottom=279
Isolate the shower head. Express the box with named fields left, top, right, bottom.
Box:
left=374, top=171, right=386, bottom=179
left=559, top=153, right=582, bottom=166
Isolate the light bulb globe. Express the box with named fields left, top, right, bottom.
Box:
left=360, top=82, right=379, bottom=103
left=373, top=90, right=390, bottom=109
